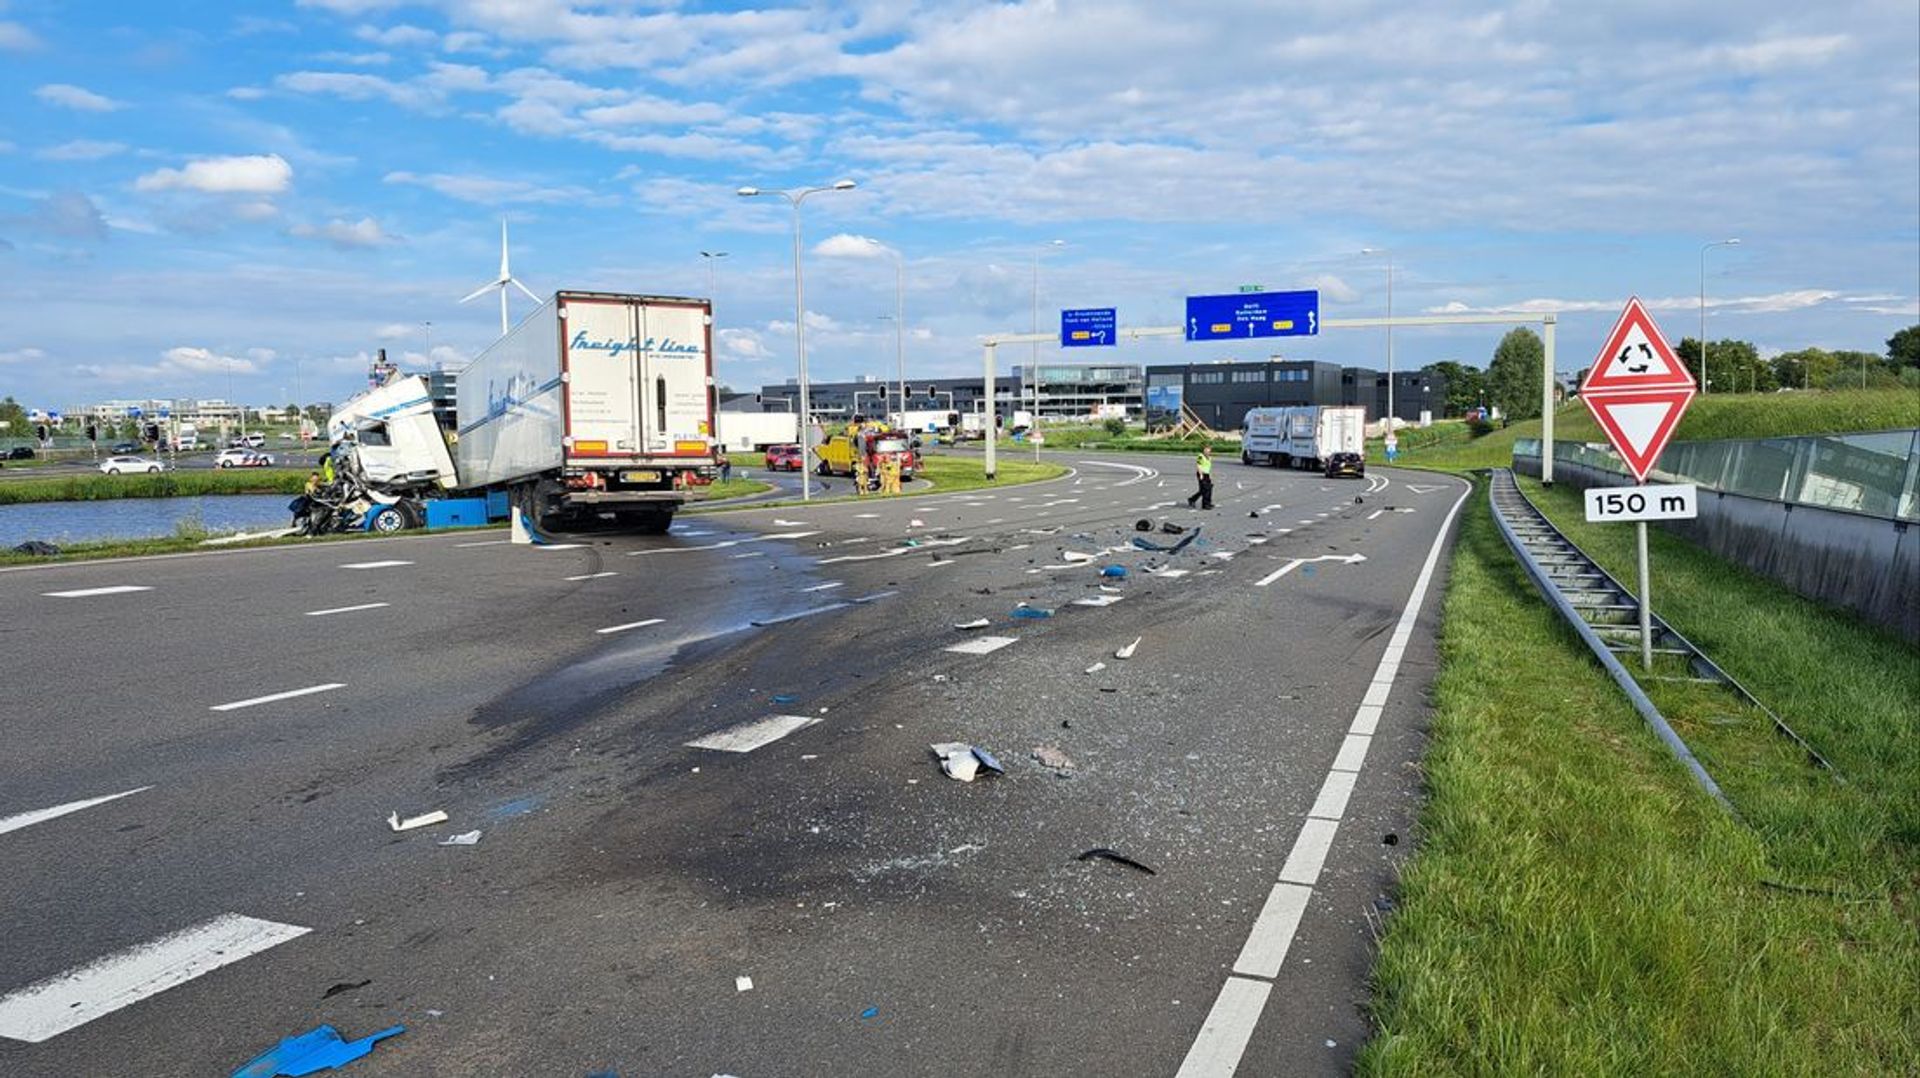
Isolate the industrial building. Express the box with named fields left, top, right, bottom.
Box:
left=1144, top=360, right=1448, bottom=430
left=753, top=364, right=1146, bottom=423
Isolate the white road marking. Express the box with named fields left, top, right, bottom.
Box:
left=855, top=512, right=880, bottom=519
left=1254, top=553, right=1365, bottom=587
left=801, top=581, right=844, bottom=592
left=1179, top=475, right=1469, bottom=1075
left=673, top=529, right=714, bottom=537
left=0, top=786, right=152, bottom=838
left=340, top=560, right=412, bottom=570
left=0, top=913, right=311, bottom=1043
left=1076, top=460, right=1157, bottom=487
left=1230, top=882, right=1314, bottom=979
left=304, top=602, right=390, bottom=616
left=1367, top=509, right=1385, bottom=520
left=564, top=571, right=618, bottom=581
left=1071, top=595, right=1124, bottom=607
left=759, top=530, right=822, bottom=540
left=1174, top=976, right=1273, bottom=1078
left=596, top=618, right=664, bottom=635
left=686, top=714, right=818, bottom=753
left=533, top=543, right=585, bottom=551
left=41, top=585, right=152, bottom=599
left=454, top=539, right=508, bottom=548
left=1153, top=568, right=1191, bottom=579
left=772, top=519, right=808, bottom=526
left=630, top=539, right=744, bottom=556
left=209, top=683, right=345, bottom=712
left=732, top=551, right=766, bottom=559
left=817, top=537, right=966, bottom=564
left=945, top=635, right=1017, bottom=655
left=1406, top=483, right=1446, bottom=494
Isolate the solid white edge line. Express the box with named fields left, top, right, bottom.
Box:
left=0, top=786, right=153, bottom=837
left=596, top=618, right=664, bottom=635
left=564, top=572, right=618, bottom=581
left=209, top=683, right=345, bottom=712
left=339, top=560, right=413, bottom=569
left=1329, top=733, right=1372, bottom=774
left=1231, top=883, right=1316, bottom=979
left=1173, top=976, right=1274, bottom=1078
left=1277, top=817, right=1341, bottom=885
left=0, top=913, right=311, bottom=1043
left=41, top=585, right=153, bottom=598
left=303, top=602, right=390, bottom=617
left=1307, top=769, right=1360, bottom=821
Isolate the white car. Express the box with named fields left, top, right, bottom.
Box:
left=99, top=455, right=163, bottom=475
left=215, top=448, right=274, bottom=468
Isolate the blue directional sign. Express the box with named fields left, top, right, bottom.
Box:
left=1184, top=289, right=1319, bottom=341
left=1061, top=307, right=1117, bottom=348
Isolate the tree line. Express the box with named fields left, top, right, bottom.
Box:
left=1423, top=323, right=1919, bottom=421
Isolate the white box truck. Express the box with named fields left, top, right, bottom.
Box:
left=1241, top=405, right=1367, bottom=476
left=314, top=291, right=717, bottom=534
left=714, top=410, right=799, bottom=452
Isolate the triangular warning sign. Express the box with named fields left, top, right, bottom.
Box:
left=1582, top=297, right=1696, bottom=393
left=1583, top=387, right=1695, bottom=481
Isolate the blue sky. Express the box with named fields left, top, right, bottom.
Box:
left=1, top=0, right=1915, bottom=411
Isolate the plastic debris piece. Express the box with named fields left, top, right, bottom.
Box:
left=772, top=694, right=798, bottom=704
left=930, top=742, right=980, bottom=782
left=954, top=618, right=991, bottom=630
left=1061, top=550, right=1097, bottom=562
left=1076, top=847, right=1157, bottom=875
left=1115, top=637, right=1141, bottom=660
left=387, top=810, right=448, bottom=832
left=736, top=975, right=754, bottom=992
left=1132, top=527, right=1201, bottom=554
left=320, top=980, right=370, bottom=1000
left=439, top=830, right=482, bottom=846
left=1100, top=565, right=1129, bottom=579
left=973, top=746, right=1004, bottom=774
left=909, top=518, right=925, bottom=527
left=231, top=1023, right=405, bottom=1078
left=1011, top=605, right=1053, bottom=619
left=1159, top=521, right=1186, bottom=535
left=1134, top=519, right=1152, bottom=532
left=1072, top=595, right=1123, bottom=607
left=860, top=1006, right=880, bottom=1021
left=1032, top=745, right=1075, bottom=771
left=1085, top=662, right=1106, bottom=675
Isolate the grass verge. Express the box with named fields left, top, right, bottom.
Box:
left=1360, top=478, right=1918, bottom=1074
left=689, top=453, right=1067, bottom=513
left=0, top=468, right=310, bottom=503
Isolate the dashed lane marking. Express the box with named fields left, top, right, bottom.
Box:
left=801, top=581, right=844, bottom=592
left=209, top=683, right=345, bottom=712
left=686, top=714, right=819, bottom=753
left=41, top=585, right=152, bottom=598
left=0, top=914, right=311, bottom=1043
left=453, top=540, right=507, bottom=548
left=945, top=635, right=1017, bottom=655
left=304, top=602, right=391, bottom=616
left=340, top=560, right=412, bottom=570
left=564, top=572, right=618, bottom=581
left=0, top=786, right=152, bottom=838
left=595, top=618, right=665, bottom=635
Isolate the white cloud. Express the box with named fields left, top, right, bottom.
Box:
left=1301, top=273, right=1360, bottom=304
left=813, top=233, right=887, bottom=259
left=35, top=83, right=121, bottom=112
left=313, top=50, right=392, bottom=66
left=226, top=86, right=268, bottom=100
left=37, top=140, right=129, bottom=162
left=383, top=169, right=593, bottom=205
left=277, top=70, right=433, bottom=109
left=136, top=154, right=294, bottom=195
left=231, top=201, right=282, bottom=222
left=0, top=347, right=47, bottom=365
left=1424, top=290, right=1848, bottom=316
left=0, top=20, right=42, bottom=50
left=717, top=327, right=770, bottom=359
left=1716, top=34, right=1851, bottom=72
left=295, top=0, right=401, bottom=13
left=374, top=322, right=421, bottom=340
left=290, top=216, right=395, bottom=248
left=4, top=191, right=109, bottom=240
left=160, top=345, right=259, bottom=375
left=355, top=23, right=437, bottom=47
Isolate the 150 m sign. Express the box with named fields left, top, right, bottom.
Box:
left=1584, top=483, right=1698, bottom=523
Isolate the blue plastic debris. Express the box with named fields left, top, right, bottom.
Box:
left=1100, top=565, right=1128, bottom=579
left=860, top=1006, right=880, bottom=1021
left=232, top=1024, right=404, bottom=1077
left=772, top=694, right=798, bottom=705
left=1131, top=526, right=1202, bottom=554
left=972, top=746, right=1005, bottom=774
left=1011, top=606, right=1053, bottom=619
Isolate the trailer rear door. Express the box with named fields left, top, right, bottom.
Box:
left=560, top=295, right=713, bottom=462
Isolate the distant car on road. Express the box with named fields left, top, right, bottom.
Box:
left=765, top=443, right=805, bottom=472
left=110, top=441, right=140, bottom=454
left=215, top=448, right=274, bottom=468
left=1325, top=451, right=1366, bottom=478
left=6, top=446, right=35, bottom=460
left=229, top=433, right=267, bottom=448
left=99, top=455, right=163, bottom=475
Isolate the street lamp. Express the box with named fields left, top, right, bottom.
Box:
left=1699, top=238, right=1741, bottom=394
left=1362, top=247, right=1394, bottom=433
left=423, top=321, right=433, bottom=366
left=1030, top=239, right=1065, bottom=426
left=700, top=250, right=728, bottom=301
left=865, top=238, right=906, bottom=426
left=738, top=179, right=857, bottom=501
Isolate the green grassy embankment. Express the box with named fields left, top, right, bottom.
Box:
left=0, top=468, right=310, bottom=504
left=1389, top=387, right=1919, bottom=471
left=1359, top=477, right=1919, bottom=1074
left=691, top=452, right=1067, bottom=513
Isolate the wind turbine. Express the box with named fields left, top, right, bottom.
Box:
left=461, top=218, right=541, bottom=336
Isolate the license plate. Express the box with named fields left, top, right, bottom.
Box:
left=622, top=470, right=661, bottom=483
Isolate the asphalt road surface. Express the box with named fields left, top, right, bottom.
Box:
left=0, top=449, right=1469, bottom=1077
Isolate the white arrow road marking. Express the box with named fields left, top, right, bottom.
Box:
left=1367, top=507, right=1418, bottom=520
left=1254, top=553, right=1366, bottom=587
left=0, top=914, right=310, bottom=1043
left=41, top=585, right=152, bottom=599
left=687, top=714, right=819, bottom=753
left=0, top=786, right=152, bottom=837
left=209, top=683, right=345, bottom=711
left=1405, top=483, right=1446, bottom=494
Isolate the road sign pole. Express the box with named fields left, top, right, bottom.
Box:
left=1542, top=314, right=1556, bottom=486
left=1637, top=517, right=1653, bottom=671
left=982, top=341, right=997, bottom=481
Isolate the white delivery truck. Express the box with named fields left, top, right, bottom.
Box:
left=714, top=410, right=799, bottom=452
left=1241, top=405, right=1367, bottom=476
left=313, top=291, right=717, bottom=534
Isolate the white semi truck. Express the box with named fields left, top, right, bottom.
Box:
left=1241, top=405, right=1367, bottom=475
left=314, top=290, right=717, bottom=535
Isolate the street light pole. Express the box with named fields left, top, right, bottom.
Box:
left=1362, top=247, right=1394, bottom=432
left=865, top=239, right=907, bottom=425
left=738, top=181, right=857, bottom=501
left=1699, top=238, right=1741, bottom=394
left=1030, top=239, right=1064, bottom=460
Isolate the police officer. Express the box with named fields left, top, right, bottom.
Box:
left=1186, top=444, right=1214, bottom=510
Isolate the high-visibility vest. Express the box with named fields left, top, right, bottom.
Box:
left=1196, top=452, right=1212, bottom=476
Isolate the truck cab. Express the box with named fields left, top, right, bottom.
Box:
left=814, top=423, right=917, bottom=484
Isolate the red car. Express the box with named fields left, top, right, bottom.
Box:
left=765, top=443, right=805, bottom=472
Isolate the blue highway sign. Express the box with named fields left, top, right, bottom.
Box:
left=1061, top=307, right=1117, bottom=348
left=1184, top=289, right=1319, bottom=341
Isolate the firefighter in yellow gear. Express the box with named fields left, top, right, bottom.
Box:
left=880, top=454, right=902, bottom=495
left=853, top=452, right=869, bottom=496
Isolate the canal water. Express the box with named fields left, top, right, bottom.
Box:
left=0, top=494, right=297, bottom=547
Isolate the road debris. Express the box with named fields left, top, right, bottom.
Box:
left=953, top=618, right=991, bottom=630
left=1100, top=565, right=1129, bottom=579
left=438, top=830, right=482, bottom=846
left=231, top=1023, right=404, bottom=1077
left=320, top=980, right=371, bottom=1000
left=1132, top=527, right=1201, bottom=554
left=386, top=809, right=448, bottom=832
left=1115, top=637, right=1142, bottom=660
left=1134, top=519, right=1153, bottom=531
left=930, top=742, right=1004, bottom=782
left=735, top=975, right=754, bottom=993
left=1031, top=745, right=1075, bottom=773
left=1159, top=521, right=1186, bottom=535
left=1011, top=605, right=1053, bottom=619
left=1061, top=550, right=1097, bottom=562
left=1076, top=847, right=1157, bottom=875
left=1084, top=662, right=1107, bottom=675
left=11, top=540, right=59, bottom=556
left=1072, top=595, right=1124, bottom=607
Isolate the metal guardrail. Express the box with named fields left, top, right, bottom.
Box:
left=1487, top=469, right=1837, bottom=812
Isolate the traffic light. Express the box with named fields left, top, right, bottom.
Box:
left=35, top=424, right=48, bottom=441
left=86, top=423, right=97, bottom=442
left=144, top=423, right=160, bottom=442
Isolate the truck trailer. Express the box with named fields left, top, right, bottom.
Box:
left=310, top=291, right=717, bottom=535
left=1241, top=405, right=1367, bottom=475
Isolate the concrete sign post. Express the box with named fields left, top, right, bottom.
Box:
left=1579, top=297, right=1698, bottom=670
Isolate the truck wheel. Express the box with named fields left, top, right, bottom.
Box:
left=367, top=505, right=409, bottom=533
